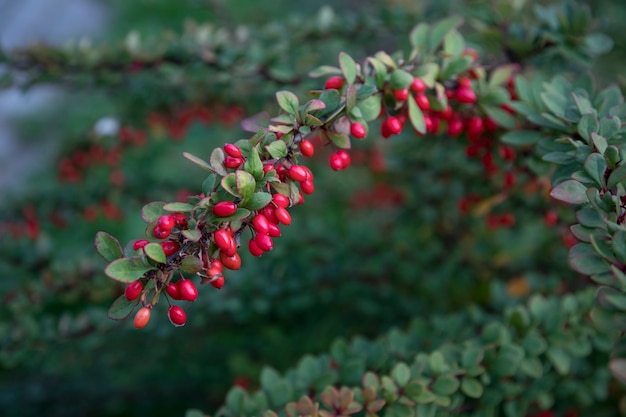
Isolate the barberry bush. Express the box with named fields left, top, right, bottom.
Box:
left=2, top=1, right=626, bottom=416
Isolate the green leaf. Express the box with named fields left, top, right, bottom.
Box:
left=583, top=153, right=607, bottom=187
left=260, top=367, right=281, bottom=390
left=244, top=192, right=272, bottom=211
left=443, top=29, right=464, bottom=56
left=573, top=94, right=595, bottom=116
left=105, top=258, right=152, bottom=282
left=107, top=294, right=137, bottom=320
left=183, top=152, right=214, bottom=173
left=181, top=255, right=203, bottom=274
left=327, top=131, right=351, bottom=149
left=225, top=386, right=245, bottom=414
left=144, top=243, right=166, bottom=263
left=163, top=202, right=194, bottom=212
left=308, top=65, right=341, bottom=78
left=339, top=52, right=357, bottom=84
left=462, top=347, right=483, bottom=368
left=432, top=375, right=460, bottom=396
left=606, top=163, right=626, bottom=189
left=415, top=63, right=439, bottom=88
left=345, top=84, right=358, bottom=112
left=429, top=16, right=463, bottom=52
left=591, top=133, right=608, bottom=155
left=568, top=243, right=611, bottom=275
left=236, top=170, right=257, bottom=205
left=501, top=130, right=543, bottom=146
left=391, top=362, right=411, bottom=387
left=389, top=70, right=414, bottom=89
left=276, top=91, right=299, bottom=116
left=245, top=146, right=264, bottom=182
left=202, top=174, right=217, bottom=195
left=522, top=331, right=548, bottom=355
left=576, top=207, right=606, bottom=228
left=357, top=94, right=382, bottom=121
left=483, top=106, right=517, bottom=130
left=489, top=64, right=517, bottom=88
left=209, top=148, right=228, bottom=176
left=182, top=229, right=201, bottom=242
left=366, top=57, right=387, bottom=89
left=221, top=173, right=239, bottom=198
left=520, top=357, right=543, bottom=378
left=428, top=351, right=448, bottom=374
left=94, top=231, right=123, bottom=262
left=610, top=359, right=626, bottom=385
left=407, top=94, right=426, bottom=135
left=212, top=208, right=251, bottom=223
left=613, top=231, right=626, bottom=262
left=547, top=346, right=570, bottom=375
left=141, top=201, right=167, bottom=223
left=460, top=378, right=483, bottom=399
left=409, top=23, right=429, bottom=51
left=185, top=410, right=206, bottom=417
left=493, top=344, right=525, bottom=377
left=440, top=56, right=473, bottom=79
left=266, top=140, right=288, bottom=159
left=549, top=180, right=589, bottom=204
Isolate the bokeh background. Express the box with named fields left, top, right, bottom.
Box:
left=1, top=1, right=625, bottom=416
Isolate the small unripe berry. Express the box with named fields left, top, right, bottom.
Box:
left=134, top=306, right=151, bottom=329
left=168, top=305, right=187, bottom=327
left=299, top=140, right=315, bottom=157
left=324, top=76, right=344, bottom=90
left=350, top=122, right=366, bottom=139
left=133, top=239, right=150, bottom=251
left=213, top=201, right=237, bottom=217
left=125, top=280, right=143, bottom=301
left=223, top=143, right=242, bottom=158
left=179, top=279, right=198, bottom=302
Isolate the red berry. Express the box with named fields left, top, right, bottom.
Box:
left=414, top=93, right=430, bottom=111
left=456, top=87, right=477, bottom=104
left=272, top=193, right=290, bottom=208
left=210, top=276, right=225, bottom=289
left=209, top=259, right=223, bottom=272
left=458, top=77, right=472, bottom=89
left=214, top=229, right=234, bottom=251
left=125, top=280, right=143, bottom=301
left=300, top=179, right=315, bottom=195
left=467, top=116, right=484, bottom=137
left=262, top=205, right=279, bottom=224
left=274, top=206, right=292, bottom=225
left=220, top=251, right=242, bottom=270
left=248, top=238, right=264, bottom=257
left=394, top=88, right=409, bottom=102
left=447, top=118, right=464, bottom=137
left=545, top=210, right=559, bottom=227
left=410, top=77, right=426, bottom=93
left=224, top=156, right=244, bottom=169
left=213, top=201, right=237, bottom=217
left=324, top=76, right=344, bottom=90
left=179, top=279, right=198, bottom=302
left=166, top=282, right=182, bottom=300
left=504, top=172, right=516, bottom=188
left=252, top=214, right=270, bottom=234
left=288, top=165, right=309, bottom=182
left=255, top=233, right=273, bottom=252
left=329, top=153, right=344, bottom=171
left=382, top=116, right=402, bottom=138
left=484, top=117, right=499, bottom=132
left=171, top=212, right=188, bottom=228
left=224, top=144, right=242, bottom=158
left=299, top=139, right=315, bottom=157
left=157, top=214, right=175, bottom=231
left=133, top=306, right=151, bottom=329
left=436, top=105, right=453, bottom=120
left=168, top=305, right=187, bottom=327
left=222, top=240, right=237, bottom=256
left=336, top=150, right=351, bottom=168
left=133, top=239, right=150, bottom=251
left=499, top=145, right=516, bottom=161
left=153, top=226, right=170, bottom=239
left=161, top=240, right=180, bottom=257
left=263, top=163, right=275, bottom=175
left=267, top=223, right=281, bottom=238
left=350, top=122, right=367, bottom=139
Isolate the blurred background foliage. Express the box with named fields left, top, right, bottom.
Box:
left=0, top=0, right=625, bottom=416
